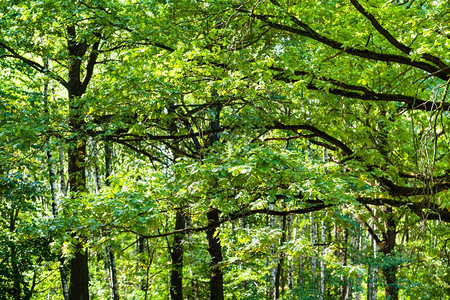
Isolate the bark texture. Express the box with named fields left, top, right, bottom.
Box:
left=206, top=208, right=224, bottom=300
left=170, top=210, right=185, bottom=300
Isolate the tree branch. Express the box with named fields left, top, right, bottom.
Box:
left=349, top=0, right=448, bottom=70
left=268, top=122, right=354, bottom=156
left=248, top=12, right=449, bottom=80
left=272, top=67, right=449, bottom=111
left=82, top=38, right=101, bottom=93
left=0, top=41, right=68, bottom=87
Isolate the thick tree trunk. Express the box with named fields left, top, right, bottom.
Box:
left=68, top=248, right=89, bottom=300
left=204, top=98, right=224, bottom=300
left=67, top=115, right=89, bottom=300
left=381, top=207, right=398, bottom=300
left=206, top=208, right=224, bottom=300
left=185, top=215, right=199, bottom=300
left=166, top=105, right=186, bottom=300
left=170, top=210, right=185, bottom=300
left=65, top=21, right=98, bottom=300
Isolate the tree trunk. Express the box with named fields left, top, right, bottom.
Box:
left=319, top=220, right=326, bottom=300
left=297, top=217, right=307, bottom=287
left=136, top=236, right=147, bottom=291
left=274, top=214, right=287, bottom=299
left=166, top=104, right=186, bottom=300
left=369, top=234, right=379, bottom=300
left=67, top=109, right=89, bottom=300
left=186, top=215, right=199, bottom=300
left=65, top=20, right=99, bottom=300
left=106, top=244, right=120, bottom=300
left=381, top=207, right=398, bottom=300
left=68, top=247, right=89, bottom=300
left=46, top=149, right=59, bottom=216
left=319, top=149, right=326, bottom=300
left=204, top=97, right=224, bottom=300
left=310, top=213, right=317, bottom=297
left=170, top=210, right=185, bottom=300
left=59, top=145, right=67, bottom=197
left=206, top=208, right=224, bottom=300
left=67, top=78, right=89, bottom=300
left=340, top=228, right=349, bottom=300
left=269, top=203, right=276, bottom=299
left=354, top=234, right=362, bottom=300
left=10, top=209, right=21, bottom=300
left=104, top=143, right=120, bottom=300
left=367, top=234, right=373, bottom=300
left=287, top=216, right=295, bottom=291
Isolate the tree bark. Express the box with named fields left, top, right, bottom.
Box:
left=206, top=208, right=224, bottom=300
left=269, top=203, right=277, bottom=299
left=104, top=143, right=120, bottom=300
left=68, top=247, right=89, bottom=300
left=287, top=216, right=295, bottom=291
left=136, top=236, right=147, bottom=291
left=297, top=217, right=307, bottom=287
left=367, top=234, right=373, bottom=300
left=204, top=98, right=224, bottom=300
left=59, top=145, right=67, bottom=197
left=106, top=244, right=119, bottom=300
left=381, top=207, right=398, bottom=300
left=340, top=228, right=349, bottom=300
left=310, top=213, right=317, bottom=297
left=166, top=104, right=186, bottom=300
left=67, top=107, right=89, bottom=300
left=274, top=214, right=287, bottom=299
left=319, top=220, right=326, bottom=300
left=170, top=210, right=185, bottom=300
left=66, top=24, right=90, bottom=300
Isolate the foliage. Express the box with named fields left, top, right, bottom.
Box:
left=0, top=0, right=449, bottom=299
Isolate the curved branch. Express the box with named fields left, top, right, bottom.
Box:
left=350, top=0, right=449, bottom=70
left=267, top=122, right=449, bottom=198
left=272, top=68, right=449, bottom=111
left=268, top=122, right=354, bottom=156
left=114, top=194, right=450, bottom=240
left=0, top=41, right=68, bottom=87
left=82, top=38, right=101, bottom=93
left=137, top=203, right=332, bottom=239
left=350, top=0, right=411, bottom=54
left=247, top=12, right=449, bottom=80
